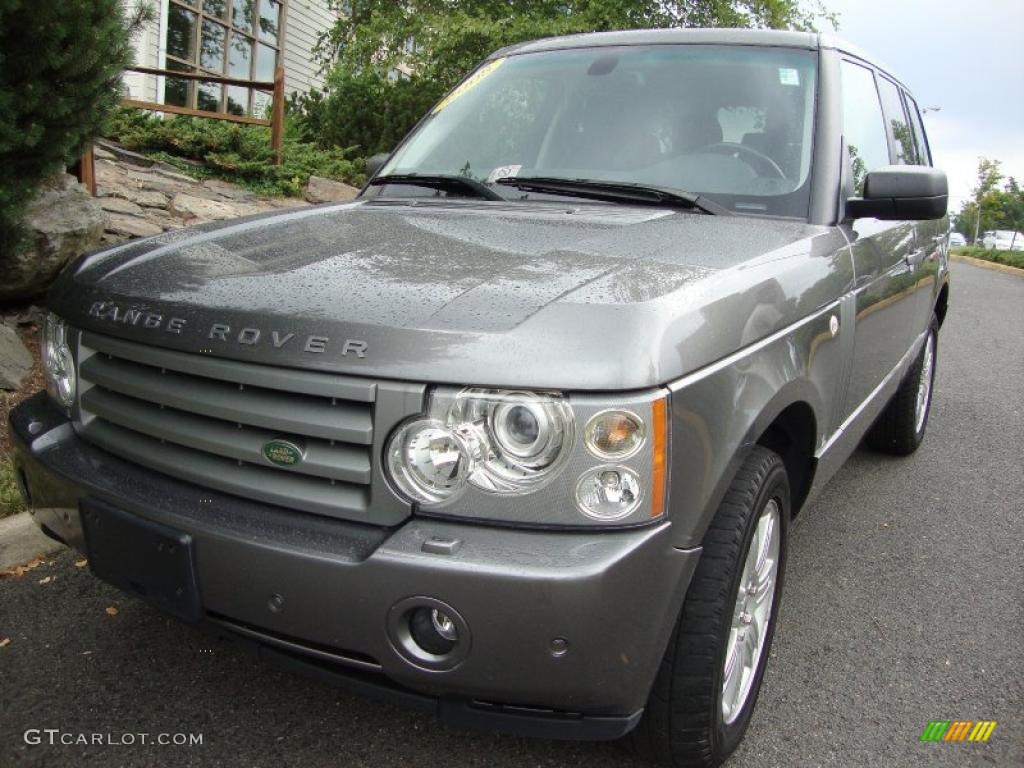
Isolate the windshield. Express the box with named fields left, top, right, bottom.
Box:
left=378, top=44, right=818, bottom=217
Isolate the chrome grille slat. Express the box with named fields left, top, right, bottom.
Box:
left=81, top=331, right=376, bottom=402
left=80, top=354, right=373, bottom=444
left=83, top=420, right=371, bottom=520
left=81, top=387, right=371, bottom=484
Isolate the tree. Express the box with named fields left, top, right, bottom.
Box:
left=0, top=1, right=151, bottom=255
left=297, top=0, right=835, bottom=154
left=954, top=158, right=1024, bottom=246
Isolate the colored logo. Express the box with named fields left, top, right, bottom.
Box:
left=262, top=439, right=303, bottom=467
left=920, top=721, right=997, bottom=742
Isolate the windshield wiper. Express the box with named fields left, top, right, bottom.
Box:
left=369, top=174, right=505, bottom=201
left=493, top=176, right=730, bottom=215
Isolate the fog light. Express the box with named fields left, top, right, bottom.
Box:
left=575, top=466, right=643, bottom=521
left=409, top=607, right=458, bottom=655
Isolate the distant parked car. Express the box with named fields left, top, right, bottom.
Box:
left=949, top=232, right=966, bottom=247
left=981, top=230, right=1024, bottom=250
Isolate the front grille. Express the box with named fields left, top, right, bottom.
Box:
left=74, top=331, right=425, bottom=525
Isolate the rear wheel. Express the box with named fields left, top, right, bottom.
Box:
left=630, top=446, right=789, bottom=767
left=866, top=316, right=938, bottom=455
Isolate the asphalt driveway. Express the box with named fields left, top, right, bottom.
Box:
left=1, top=261, right=1021, bottom=767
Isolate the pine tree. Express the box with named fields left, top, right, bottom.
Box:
left=0, top=0, right=138, bottom=255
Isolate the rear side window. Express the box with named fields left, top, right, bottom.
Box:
left=903, top=94, right=932, bottom=165
left=877, top=76, right=914, bottom=164
left=840, top=60, right=889, bottom=194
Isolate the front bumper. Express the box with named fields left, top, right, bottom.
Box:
left=9, top=392, right=700, bottom=739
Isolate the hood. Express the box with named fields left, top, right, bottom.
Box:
left=51, top=200, right=847, bottom=390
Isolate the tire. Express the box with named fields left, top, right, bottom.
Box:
left=866, top=316, right=938, bottom=456
left=629, top=446, right=790, bottom=767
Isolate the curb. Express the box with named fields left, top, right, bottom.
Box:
left=0, top=512, right=66, bottom=571
left=950, top=253, right=1024, bottom=277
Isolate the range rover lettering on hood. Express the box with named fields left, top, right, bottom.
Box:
left=86, top=301, right=368, bottom=358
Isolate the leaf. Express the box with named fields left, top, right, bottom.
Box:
left=38, top=575, right=54, bottom=585
left=0, top=554, right=46, bottom=578
left=105, top=606, right=119, bottom=617
left=0, top=637, right=10, bottom=649
left=74, top=559, right=88, bottom=569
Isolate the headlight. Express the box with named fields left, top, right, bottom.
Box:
left=41, top=313, right=76, bottom=410
left=449, top=389, right=574, bottom=494
left=385, top=386, right=668, bottom=527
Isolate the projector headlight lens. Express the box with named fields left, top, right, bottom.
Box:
left=450, top=389, right=574, bottom=494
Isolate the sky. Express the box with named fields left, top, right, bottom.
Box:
left=824, top=0, right=1024, bottom=211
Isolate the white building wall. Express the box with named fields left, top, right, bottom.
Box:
left=123, top=0, right=164, bottom=103
left=282, top=0, right=337, bottom=97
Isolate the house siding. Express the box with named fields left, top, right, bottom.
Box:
left=124, top=0, right=164, bottom=103
left=282, top=0, right=337, bottom=96
left=124, top=1, right=335, bottom=109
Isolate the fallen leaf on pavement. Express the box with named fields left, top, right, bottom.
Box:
left=74, top=559, right=88, bottom=569
left=38, top=576, right=54, bottom=585
left=0, top=637, right=10, bottom=649
left=0, top=555, right=47, bottom=578
left=105, top=606, right=119, bottom=617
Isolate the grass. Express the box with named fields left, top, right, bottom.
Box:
left=0, top=453, right=23, bottom=519
left=0, top=323, right=43, bottom=519
left=952, top=246, right=1024, bottom=270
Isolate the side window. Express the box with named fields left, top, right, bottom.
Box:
left=877, top=76, right=914, bottom=164
left=903, top=94, right=932, bottom=166
left=840, top=60, right=889, bottom=194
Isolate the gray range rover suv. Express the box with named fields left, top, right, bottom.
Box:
left=10, top=29, right=948, bottom=766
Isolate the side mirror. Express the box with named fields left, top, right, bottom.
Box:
left=365, top=152, right=390, bottom=179
left=846, top=166, right=948, bottom=220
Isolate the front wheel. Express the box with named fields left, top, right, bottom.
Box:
left=630, top=446, right=789, bottom=767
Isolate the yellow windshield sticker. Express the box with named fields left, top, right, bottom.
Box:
left=432, top=58, right=505, bottom=114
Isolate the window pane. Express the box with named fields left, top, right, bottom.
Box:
left=255, top=43, right=276, bottom=82
left=229, top=34, right=252, bottom=78
left=258, top=0, right=281, bottom=44
left=877, top=77, right=913, bottom=165
left=203, top=0, right=227, bottom=19
left=197, top=81, right=222, bottom=112
left=232, top=0, right=252, bottom=33
left=165, top=77, right=190, bottom=107
left=253, top=89, right=272, bottom=118
left=904, top=94, right=931, bottom=165
left=840, top=61, right=889, bottom=194
left=167, top=6, right=197, bottom=62
left=200, top=21, right=226, bottom=72
left=226, top=85, right=250, bottom=116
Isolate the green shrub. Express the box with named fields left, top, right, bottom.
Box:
left=105, top=107, right=366, bottom=197
left=0, top=0, right=138, bottom=254
left=953, top=246, right=1024, bottom=270
left=291, top=72, right=443, bottom=156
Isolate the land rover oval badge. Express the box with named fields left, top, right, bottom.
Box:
left=263, top=439, right=303, bottom=467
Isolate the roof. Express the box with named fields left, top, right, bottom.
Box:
left=489, top=28, right=821, bottom=59
left=487, top=27, right=906, bottom=92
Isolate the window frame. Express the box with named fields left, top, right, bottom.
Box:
left=875, top=73, right=915, bottom=166
left=164, top=0, right=285, bottom=116
left=902, top=91, right=933, bottom=166
left=838, top=57, right=890, bottom=195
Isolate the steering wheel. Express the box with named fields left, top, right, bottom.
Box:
left=693, top=142, right=786, bottom=179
